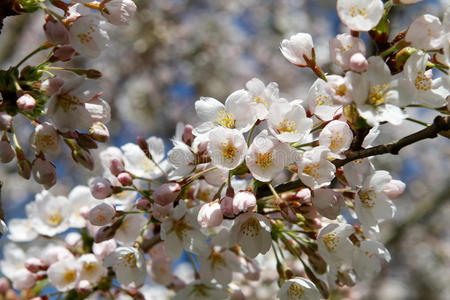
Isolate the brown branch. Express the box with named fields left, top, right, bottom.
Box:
left=256, top=116, right=449, bottom=198
left=140, top=233, right=161, bottom=252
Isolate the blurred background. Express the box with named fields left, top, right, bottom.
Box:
left=0, top=0, right=449, bottom=299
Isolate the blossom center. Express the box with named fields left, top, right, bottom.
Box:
left=414, top=71, right=432, bottom=91
left=240, top=216, right=261, bottom=238
left=45, top=210, right=63, bottom=227
left=77, top=25, right=96, bottom=45
left=358, top=190, right=377, bottom=208
left=303, top=163, right=320, bottom=179
left=254, top=96, right=268, bottom=107
left=256, top=152, right=273, bottom=169
left=315, top=94, right=330, bottom=106
left=335, top=84, right=347, bottom=97
left=322, top=232, right=340, bottom=252
left=172, top=217, right=191, bottom=239
left=36, top=135, right=56, bottom=149
left=278, top=119, right=298, bottom=134
left=288, top=282, right=305, bottom=300
left=121, top=253, right=137, bottom=269
left=368, top=84, right=389, bottom=105
left=349, top=5, right=368, bottom=18
left=216, top=110, right=235, bottom=128
left=58, top=95, right=81, bottom=112
left=329, top=132, right=344, bottom=151
left=221, top=139, right=236, bottom=160
left=209, top=250, right=226, bottom=269
left=63, top=269, right=77, bottom=284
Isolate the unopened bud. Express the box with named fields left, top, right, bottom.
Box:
left=117, top=172, right=133, bottom=186
left=349, top=53, right=368, bottom=72
left=0, top=277, right=10, bottom=293
left=109, top=158, right=125, bottom=176
left=137, top=136, right=151, bottom=159
left=89, top=122, right=109, bottom=143
left=198, top=202, right=223, bottom=228
left=43, top=15, right=69, bottom=44
left=0, top=140, right=15, bottom=163
left=77, top=280, right=92, bottom=294
left=17, top=156, right=32, bottom=179
left=77, top=133, right=98, bottom=149
left=182, top=124, right=194, bottom=145
left=32, top=158, right=57, bottom=189
left=233, top=191, right=256, bottom=213
left=197, top=141, right=209, bottom=156
left=51, top=45, right=75, bottom=62
left=16, top=94, right=36, bottom=112
left=41, top=77, right=65, bottom=97
left=24, top=258, right=47, bottom=273
left=0, top=112, right=13, bottom=131
left=153, top=182, right=181, bottom=206
left=89, top=177, right=113, bottom=199
left=383, top=179, right=406, bottom=199
left=72, top=148, right=94, bottom=170
left=279, top=202, right=298, bottom=223
left=296, top=188, right=311, bottom=203
left=136, top=198, right=151, bottom=210
left=220, top=195, right=235, bottom=218
left=89, top=203, right=115, bottom=226
left=94, top=225, right=116, bottom=243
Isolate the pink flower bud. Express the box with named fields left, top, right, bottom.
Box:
left=182, top=124, right=194, bottom=145
left=0, top=140, right=15, bottom=163
left=43, top=15, right=69, bottom=44
left=89, top=122, right=110, bottom=143
left=93, top=239, right=116, bottom=259
left=350, top=53, right=368, bottom=72
left=383, top=179, right=406, bottom=199
left=109, top=158, right=125, bottom=176
left=11, top=269, right=35, bottom=290
left=296, top=188, right=311, bottom=203
left=0, top=112, right=13, bottom=131
left=0, top=277, right=10, bottom=293
left=117, top=172, right=133, bottom=186
left=16, top=94, right=36, bottom=111
left=41, top=77, right=65, bottom=97
left=51, top=45, right=75, bottom=62
left=152, top=203, right=173, bottom=220
left=102, top=0, right=137, bottom=26
left=153, top=182, right=181, bottom=206
left=89, top=177, right=113, bottom=199
left=89, top=203, right=115, bottom=226
left=24, top=258, right=47, bottom=273
left=233, top=191, right=256, bottom=213
left=136, top=197, right=151, bottom=210
left=197, top=141, right=209, bottom=156
left=220, top=195, right=236, bottom=218
left=198, top=202, right=223, bottom=228
left=79, top=206, right=90, bottom=219
left=279, top=202, right=298, bottom=223
left=17, top=157, right=32, bottom=179
left=94, top=225, right=116, bottom=243
left=243, top=258, right=260, bottom=281
left=77, top=280, right=92, bottom=293
left=32, top=158, right=57, bottom=189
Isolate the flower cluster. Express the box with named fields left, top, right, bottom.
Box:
left=0, top=0, right=449, bottom=299
left=0, top=0, right=136, bottom=189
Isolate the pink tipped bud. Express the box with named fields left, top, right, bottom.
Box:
left=0, top=112, right=13, bottom=131
left=182, top=124, right=194, bottom=145
left=383, top=179, right=406, bottom=199
left=77, top=280, right=92, bottom=294
left=94, top=225, right=116, bottom=243
left=136, top=197, right=151, bottom=210
left=243, top=258, right=260, bottom=281
left=89, top=177, right=113, bottom=199
left=0, top=277, right=10, bottom=293
left=349, top=53, right=368, bottom=73
left=198, top=202, right=223, bottom=228
left=79, top=206, right=91, bottom=219
left=43, top=15, right=69, bottom=44
left=24, top=258, right=47, bottom=273
left=32, top=158, right=57, bottom=189
left=296, top=188, right=311, bottom=203
left=0, top=140, right=15, bottom=163
left=51, top=45, right=75, bottom=62
left=89, top=122, right=110, bottom=143
left=279, top=202, right=298, bottom=223
left=220, top=195, right=236, bottom=218
left=117, top=172, right=133, bottom=186
left=17, top=157, right=32, bottom=179
left=89, top=203, right=115, bottom=226
left=16, top=94, right=36, bottom=112
left=109, top=158, right=125, bottom=176
left=41, top=77, right=65, bottom=97
left=152, top=203, right=173, bottom=220
left=197, top=141, right=209, bottom=156
left=233, top=191, right=256, bottom=213
left=136, top=136, right=151, bottom=159
left=153, top=182, right=181, bottom=206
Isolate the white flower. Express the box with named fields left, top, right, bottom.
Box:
left=329, top=33, right=366, bottom=70
left=47, top=259, right=81, bottom=291
left=197, top=202, right=223, bottom=228
left=198, top=247, right=242, bottom=285
left=6, top=218, right=37, bottom=242
left=278, top=277, right=321, bottom=300
left=325, top=74, right=355, bottom=105
left=229, top=212, right=272, bottom=258
left=30, top=122, right=61, bottom=155
left=69, top=15, right=109, bottom=58
left=355, top=171, right=396, bottom=233
left=69, top=185, right=98, bottom=228
left=78, top=254, right=105, bottom=284
left=317, top=223, right=355, bottom=267
left=167, top=141, right=195, bottom=180
left=351, top=56, right=415, bottom=126
left=114, top=214, right=148, bottom=245
left=26, top=190, right=71, bottom=236
left=337, top=0, right=384, bottom=32
left=297, top=146, right=336, bottom=189
left=405, top=14, right=444, bottom=50
left=148, top=256, right=173, bottom=286
left=267, top=99, right=313, bottom=143
left=404, top=51, right=448, bottom=107
left=246, top=130, right=292, bottom=182
left=47, top=77, right=110, bottom=132
left=208, top=127, right=247, bottom=170
left=306, top=79, right=341, bottom=121
left=246, top=78, right=280, bottom=120
left=318, top=120, right=353, bottom=157
left=121, top=136, right=166, bottom=180
left=174, top=280, right=228, bottom=300
left=280, top=33, right=314, bottom=67
left=194, top=90, right=256, bottom=135
left=160, top=201, right=209, bottom=259
left=352, top=240, right=390, bottom=280
left=312, top=189, right=344, bottom=220
left=343, top=158, right=375, bottom=188
left=101, top=0, right=137, bottom=26
left=103, top=246, right=147, bottom=286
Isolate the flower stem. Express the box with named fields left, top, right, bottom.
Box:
left=15, top=42, right=52, bottom=68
